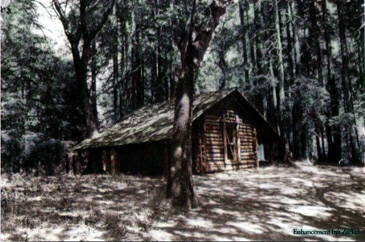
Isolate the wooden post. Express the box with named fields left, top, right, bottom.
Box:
left=198, top=132, right=203, bottom=173
left=201, top=120, right=207, bottom=172
left=163, top=140, right=169, bottom=179
left=255, top=129, right=259, bottom=169
left=223, top=121, right=228, bottom=164
left=234, top=115, right=239, bottom=165
left=91, top=150, right=97, bottom=173
left=236, top=114, right=241, bottom=165
left=73, top=151, right=81, bottom=174
left=110, top=149, right=119, bottom=175
left=107, top=150, right=111, bottom=173
left=102, top=150, right=111, bottom=174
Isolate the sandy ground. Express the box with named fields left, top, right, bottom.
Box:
left=1, top=162, right=364, bottom=241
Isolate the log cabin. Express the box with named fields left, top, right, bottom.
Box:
left=73, top=89, right=284, bottom=175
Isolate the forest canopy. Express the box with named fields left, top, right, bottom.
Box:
left=1, top=0, right=365, bottom=174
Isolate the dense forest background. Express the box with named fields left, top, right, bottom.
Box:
left=1, top=0, right=365, bottom=174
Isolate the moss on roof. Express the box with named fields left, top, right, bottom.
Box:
left=73, top=90, right=275, bottom=150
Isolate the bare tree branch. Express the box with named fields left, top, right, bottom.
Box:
left=86, top=0, right=115, bottom=42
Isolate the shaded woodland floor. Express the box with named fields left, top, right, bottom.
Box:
left=1, top=162, right=364, bottom=241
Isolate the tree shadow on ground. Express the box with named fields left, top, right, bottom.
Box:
left=1, top=163, right=364, bottom=241
left=1, top=174, right=164, bottom=240
left=148, top=164, right=365, bottom=241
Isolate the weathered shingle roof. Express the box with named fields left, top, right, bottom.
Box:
left=73, top=90, right=276, bottom=150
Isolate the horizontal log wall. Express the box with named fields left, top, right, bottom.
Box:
left=195, top=111, right=258, bottom=173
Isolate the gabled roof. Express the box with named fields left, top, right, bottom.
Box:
left=73, top=89, right=278, bottom=150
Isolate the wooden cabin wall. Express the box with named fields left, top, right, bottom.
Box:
left=239, top=120, right=258, bottom=168
left=193, top=99, right=258, bottom=173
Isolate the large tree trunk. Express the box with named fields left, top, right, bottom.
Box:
left=252, top=1, right=265, bottom=114
left=167, top=0, right=232, bottom=209
left=238, top=0, right=249, bottom=85
left=274, top=0, right=285, bottom=109
left=117, top=0, right=128, bottom=117
left=362, top=0, right=365, bottom=130
left=53, top=0, right=114, bottom=137
left=131, top=8, right=144, bottom=109
left=336, top=0, right=358, bottom=162
left=72, top=51, right=99, bottom=137
left=113, top=3, right=119, bottom=122
left=167, top=58, right=197, bottom=208
left=285, top=1, right=294, bottom=86
left=90, top=40, right=99, bottom=132
left=321, top=0, right=341, bottom=162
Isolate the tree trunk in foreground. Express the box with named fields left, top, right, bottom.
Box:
left=167, top=0, right=232, bottom=209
